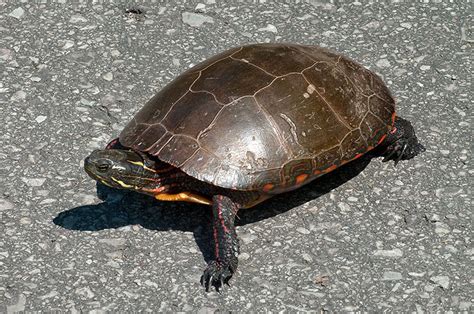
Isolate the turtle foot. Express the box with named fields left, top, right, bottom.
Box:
left=380, top=117, right=425, bottom=165
left=201, top=260, right=235, bottom=292
left=382, top=138, right=425, bottom=165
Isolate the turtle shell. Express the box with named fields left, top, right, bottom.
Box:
left=119, top=44, right=395, bottom=193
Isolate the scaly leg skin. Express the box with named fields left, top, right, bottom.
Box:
left=201, top=195, right=240, bottom=292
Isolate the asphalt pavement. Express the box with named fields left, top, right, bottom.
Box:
left=0, top=1, right=472, bottom=312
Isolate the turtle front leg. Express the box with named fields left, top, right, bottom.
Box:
left=201, top=195, right=240, bottom=291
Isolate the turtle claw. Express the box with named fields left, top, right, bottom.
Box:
left=382, top=148, right=398, bottom=163
left=382, top=139, right=422, bottom=165
left=201, top=260, right=234, bottom=292
left=383, top=142, right=407, bottom=166
left=394, top=144, right=408, bottom=165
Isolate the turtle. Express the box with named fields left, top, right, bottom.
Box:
left=84, top=43, right=424, bottom=291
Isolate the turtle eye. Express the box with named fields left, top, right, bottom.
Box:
left=96, top=159, right=111, bottom=173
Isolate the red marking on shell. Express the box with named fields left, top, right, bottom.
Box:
left=296, top=173, right=308, bottom=184
left=354, top=153, right=364, bottom=159
left=263, top=183, right=274, bottom=192
left=313, top=169, right=322, bottom=175
left=378, top=134, right=387, bottom=145
left=323, top=164, right=338, bottom=173
left=390, top=127, right=397, bottom=134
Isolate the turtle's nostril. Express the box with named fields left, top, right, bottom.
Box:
left=96, top=159, right=112, bottom=173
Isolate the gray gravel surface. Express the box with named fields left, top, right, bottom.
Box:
left=1, top=1, right=472, bottom=312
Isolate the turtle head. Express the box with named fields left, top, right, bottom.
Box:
left=84, top=149, right=160, bottom=192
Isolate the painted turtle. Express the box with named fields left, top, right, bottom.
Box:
left=84, top=43, right=424, bottom=290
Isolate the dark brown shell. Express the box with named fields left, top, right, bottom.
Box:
left=119, top=44, right=395, bottom=192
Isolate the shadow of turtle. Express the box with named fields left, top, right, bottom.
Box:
left=53, top=155, right=372, bottom=264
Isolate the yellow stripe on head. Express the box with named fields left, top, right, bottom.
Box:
left=127, top=160, right=144, bottom=167
left=100, top=180, right=114, bottom=187
left=111, top=177, right=134, bottom=189
left=127, top=159, right=158, bottom=173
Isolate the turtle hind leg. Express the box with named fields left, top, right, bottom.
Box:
left=201, top=195, right=240, bottom=292
left=378, top=116, right=425, bottom=165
